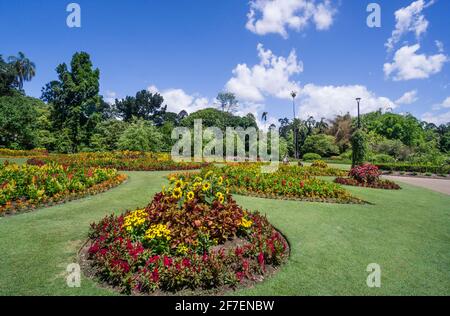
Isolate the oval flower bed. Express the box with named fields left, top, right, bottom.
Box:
left=194, top=164, right=362, bottom=204
left=0, top=161, right=127, bottom=216
left=83, top=172, right=289, bottom=295
left=334, top=164, right=401, bottom=190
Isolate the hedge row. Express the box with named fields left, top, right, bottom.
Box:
left=375, top=163, right=450, bottom=174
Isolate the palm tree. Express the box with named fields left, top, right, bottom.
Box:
left=8, top=52, right=36, bottom=89
left=261, top=112, right=268, bottom=122
left=315, top=117, right=329, bottom=133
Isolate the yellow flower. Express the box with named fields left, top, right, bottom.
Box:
left=122, top=209, right=148, bottom=232
left=175, top=179, right=184, bottom=188
left=169, top=176, right=176, bottom=182
left=240, top=217, right=253, bottom=229
left=202, top=182, right=211, bottom=192
left=177, top=243, right=189, bottom=255
left=144, top=224, right=171, bottom=241
left=217, top=176, right=224, bottom=185
left=187, top=191, right=195, bottom=201
left=172, top=187, right=183, bottom=199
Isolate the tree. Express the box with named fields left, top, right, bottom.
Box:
left=216, top=92, right=238, bottom=113
left=8, top=52, right=36, bottom=90
left=41, top=52, right=101, bottom=152
left=118, top=119, right=163, bottom=152
left=351, top=129, right=368, bottom=167
left=328, top=113, right=353, bottom=153
left=262, top=112, right=268, bottom=122
left=0, top=94, right=39, bottom=149
left=114, top=90, right=167, bottom=124
left=0, top=55, right=19, bottom=96
left=302, top=134, right=339, bottom=157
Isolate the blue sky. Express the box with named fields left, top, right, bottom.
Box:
left=1, top=0, right=449, bottom=126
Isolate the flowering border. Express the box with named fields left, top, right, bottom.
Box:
left=0, top=174, right=127, bottom=216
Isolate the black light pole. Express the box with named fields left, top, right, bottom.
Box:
left=291, top=91, right=298, bottom=159
left=356, top=98, right=362, bottom=128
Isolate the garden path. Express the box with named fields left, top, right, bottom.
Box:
left=383, top=176, right=450, bottom=196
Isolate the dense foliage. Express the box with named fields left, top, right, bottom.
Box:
left=87, top=172, right=288, bottom=293
left=0, top=161, right=126, bottom=215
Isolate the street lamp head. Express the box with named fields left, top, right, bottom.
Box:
left=291, top=91, right=297, bottom=99
left=356, top=97, right=361, bottom=102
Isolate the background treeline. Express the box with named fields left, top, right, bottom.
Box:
left=1, top=51, right=449, bottom=165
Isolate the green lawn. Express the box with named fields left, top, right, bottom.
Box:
left=0, top=171, right=449, bottom=296
left=0, top=157, right=27, bottom=165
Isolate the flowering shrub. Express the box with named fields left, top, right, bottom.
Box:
left=0, top=148, right=48, bottom=157
left=311, top=160, right=328, bottom=169
left=189, top=164, right=361, bottom=204
left=349, top=164, right=381, bottom=184
left=334, top=177, right=401, bottom=190
left=334, top=163, right=401, bottom=190
left=33, top=151, right=208, bottom=171
left=0, top=161, right=126, bottom=215
left=86, top=172, right=288, bottom=294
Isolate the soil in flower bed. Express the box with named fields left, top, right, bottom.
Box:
left=334, top=177, right=401, bottom=190
left=83, top=172, right=289, bottom=295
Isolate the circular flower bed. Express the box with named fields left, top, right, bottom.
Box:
left=84, top=172, right=289, bottom=295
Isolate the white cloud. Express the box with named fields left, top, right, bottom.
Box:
left=384, top=44, right=447, bottom=81
left=225, top=43, right=303, bottom=102
left=431, top=96, right=450, bottom=110
left=246, top=0, right=336, bottom=38
left=297, top=84, right=397, bottom=119
left=148, top=85, right=209, bottom=114
left=385, top=0, right=434, bottom=51
left=422, top=111, right=450, bottom=125
left=396, top=90, right=418, bottom=105
left=104, top=90, right=117, bottom=105
left=443, top=97, right=450, bottom=108
left=435, top=40, right=444, bottom=53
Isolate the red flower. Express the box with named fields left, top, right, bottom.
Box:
left=281, top=180, right=287, bottom=186
left=242, top=259, right=250, bottom=272
left=258, top=252, right=265, bottom=271
left=163, top=256, right=173, bottom=267
left=151, top=267, right=159, bottom=283
left=236, top=272, right=245, bottom=282
left=182, top=258, right=191, bottom=267
left=235, top=247, right=244, bottom=257
left=300, top=181, right=304, bottom=188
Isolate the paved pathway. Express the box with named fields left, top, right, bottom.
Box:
left=383, top=176, right=450, bottom=196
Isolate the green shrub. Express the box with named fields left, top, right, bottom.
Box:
left=371, top=154, right=395, bottom=163
left=303, top=153, right=322, bottom=161
left=375, top=163, right=450, bottom=175
left=301, top=134, right=339, bottom=157
left=351, top=130, right=367, bottom=167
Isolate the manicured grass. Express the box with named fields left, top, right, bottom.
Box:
left=0, top=157, right=27, bottom=165
left=0, top=171, right=449, bottom=295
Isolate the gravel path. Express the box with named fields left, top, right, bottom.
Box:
left=383, top=176, right=450, bottom=196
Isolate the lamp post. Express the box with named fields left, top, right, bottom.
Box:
left=291, top=91, right=298, bottom=159
left=356, top=98, right=362, bottom=128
